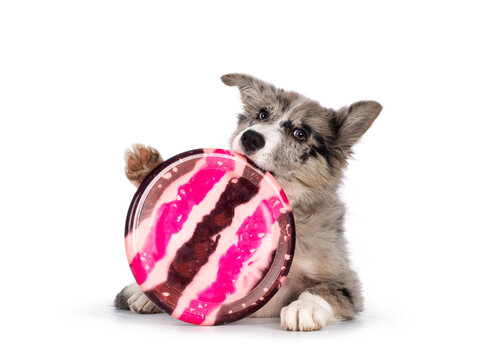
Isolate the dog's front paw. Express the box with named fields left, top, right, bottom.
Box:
left=280, top=292, right=337, bottom=331
left=127, top=291, right=163, bottom=314
left=125, top=144, right=162, bottom=187
left=114, top=283, right=163, bottom=314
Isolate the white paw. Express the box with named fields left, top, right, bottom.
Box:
left=280, top=292, right=337, bottom=331
left=127, top=291, right=162, bottom=314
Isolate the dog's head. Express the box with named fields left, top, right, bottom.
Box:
left=222, top=73, right=382, bottom=190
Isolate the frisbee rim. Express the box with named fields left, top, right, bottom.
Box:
left=124, top=148, right=296, bottom=325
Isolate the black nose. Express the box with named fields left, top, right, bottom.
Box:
left=241, top=130, right=265, bottom=153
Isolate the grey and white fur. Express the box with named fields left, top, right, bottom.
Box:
left=115, top=74, right=382, bottom=331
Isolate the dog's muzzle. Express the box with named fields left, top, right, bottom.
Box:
left=241, top=130, right=265, bottom=153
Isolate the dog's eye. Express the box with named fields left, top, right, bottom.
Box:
left=293, top=128, right=307, bottom=141
left=258, top=109, right=269, bottom=120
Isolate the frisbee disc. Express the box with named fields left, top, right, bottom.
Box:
left=125, top=148, right=295, bottom=325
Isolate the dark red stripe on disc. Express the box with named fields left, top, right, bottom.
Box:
left=167, top=175, right=259, bottom=290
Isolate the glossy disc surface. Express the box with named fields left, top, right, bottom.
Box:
left=125, top=148, right=295, bottom=325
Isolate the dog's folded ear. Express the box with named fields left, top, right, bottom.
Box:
left=221, top=73, right=276, bottom=105
left=334, top=101, right=383, bottom=152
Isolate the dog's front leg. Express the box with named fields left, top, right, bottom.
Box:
left=114, top=144, right=164, bottom=314
left=280, top=276, right=363, bottom=331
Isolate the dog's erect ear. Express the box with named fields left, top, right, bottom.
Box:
left=221, top=73, right=276, bottom=105
left=334, top=101, right=382, bottom=151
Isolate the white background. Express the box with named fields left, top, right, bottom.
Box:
left=1, top=1, right=479, bottom=359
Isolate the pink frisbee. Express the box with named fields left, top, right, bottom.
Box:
left=125, top=148, right=295, bottom=325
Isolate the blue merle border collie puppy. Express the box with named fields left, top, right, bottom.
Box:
left=115, top=74, right=382, bottom=331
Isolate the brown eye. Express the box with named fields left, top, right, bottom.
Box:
left=293, top=128, right=307, bottom=141
left=258, top=110, right=269, bottom=120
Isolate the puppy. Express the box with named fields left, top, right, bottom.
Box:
left=114, top=74, right=382, bottom=331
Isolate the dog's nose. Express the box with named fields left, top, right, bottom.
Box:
left=241, top=130, right=265, bottom=153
